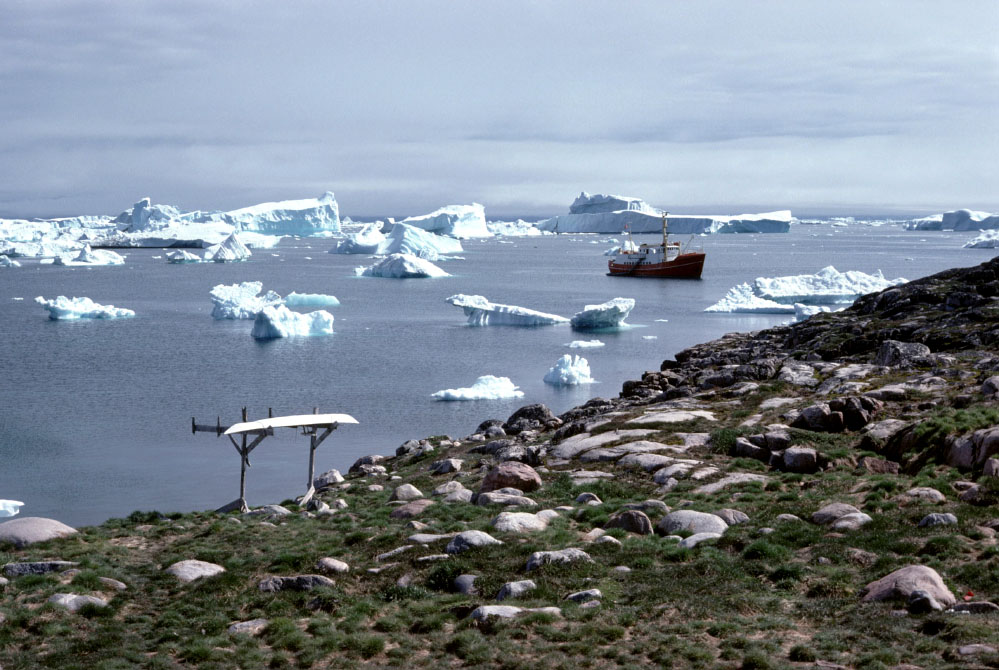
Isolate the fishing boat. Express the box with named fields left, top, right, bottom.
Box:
left=607, top=212, right=705, bottom=278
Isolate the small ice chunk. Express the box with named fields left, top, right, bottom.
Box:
left=355, top=253, right=450, bottom=278
left=54, top=245, right=126, bottom=266
left=446, top=294, right=569, bottom=327
left=642, top=335, right=658, bottom=340
left=203, top=232, right=251, bottom=262
left=570, top=298, right=635, bottom=329
left=432, top=375, right=524, bottom=401
left=329, top=221, right=385, bottom=254
left=793, top=303, right=834, bottom=322
left=0, top=499, right=25, bottom=517
left=284, top=292, right=340, bottom=307
left=250, top=305, right=334, bottom=339
left=566, top=340, right=605, bottom=348
left=0, top=255, right=21, bottom=268
left=210, top=281, right=282, bottom=320
left=35, top=296, right=135, bottom=320
left=166, top=250, right=202, bottom=264
left=487, top=220, right=549, bottom=236
left=543, top=355, right=594, bottom=385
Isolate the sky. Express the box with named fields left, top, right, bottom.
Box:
left=1, top=1, right=997, bottom=219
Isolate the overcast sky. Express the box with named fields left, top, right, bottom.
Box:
left=1, top=1, right=996, bottom=219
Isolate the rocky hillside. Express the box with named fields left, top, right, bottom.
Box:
left=2, top=257, right=999, bottom=669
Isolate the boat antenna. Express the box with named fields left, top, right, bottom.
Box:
left=662, top=211, right=669, bottom=248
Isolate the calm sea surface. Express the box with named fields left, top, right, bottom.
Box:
left=0, top=223, right=991, bottom=526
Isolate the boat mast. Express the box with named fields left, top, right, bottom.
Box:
left=662, top=211, right=669, bottom=248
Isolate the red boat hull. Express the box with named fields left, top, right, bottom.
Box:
left=607, top=252, right=705, bottom=278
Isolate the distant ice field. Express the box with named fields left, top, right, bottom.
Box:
left=0, top=223, right=990, bottom=525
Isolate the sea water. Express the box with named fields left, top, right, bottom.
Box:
left=0, top=223, right=990, bottom=526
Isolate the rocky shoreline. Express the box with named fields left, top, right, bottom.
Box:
left=2, top=256, right=999, bottom=668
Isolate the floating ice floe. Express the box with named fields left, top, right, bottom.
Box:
left=905, top=208, right=999, bottom=231
left=166, top=249, right=202, bottom=264
left=400, top=204, right=491, bottom=239
left=284, top=292, right=341, bottom=307
left=964, top=230, right=999, bottom=248
left=54, top=245, right=126, bottom=266
left=210, top=282, right=283, bottom=320
left=0, top=499, right=24, bottom=517
left=331, top=222, right=463, bottom=260
left=0, top=254, right=21, bottom=267
left=223, top=191, right=341, bottom=236
left=329, top=221, right=386, bottom=254
left=432, top=375, right=524, bottom=401
left=566, top=339, right=605, bottom=348
left=203, top=232, right=251, bottom=262
left=537, top=192, right=791, bottom=234
left=543, top=355, right=594, bottom=385
left=35, top=296, right=135, bottom=320
left=705, top=266, right=906, bottom=314
left=446, top=294, right=569, bottom=327
left=570, top=298, right=635, bottom=329
left=355, top=253, right=450, bottom=278
left=486, top=220, right=550, bottom=236
left=251, top=305, right=335, bottom=339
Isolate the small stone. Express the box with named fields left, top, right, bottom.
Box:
left=481, top=462, right=543, bottom=493
left=918, top=513, right=957, bottom=528
left=985, top=458, right=999, bottom=477
left=165, top=560, right=225, bottom=583
left=470, top=605, right=561, bottom=620
left=679, top=532, right=722, bottom=549
left=376, top=546, right=414, bottom=562
left=905, top=487, right=946, bottom=503
left=776, top=514, right=803, bottom=523
left=565, top=589, right=602, bottom=602
left=368, top=484, right=384, bottom=492
left=454, top=574, right=478, bottom=594
left=228, top=618, right=269, bottom=636
left=258, top=574, right=335, bottom=592
left=429, top=459, right=463, bottom=474
left=390, top=484, right=424, bottom=502
left=317, top=557, right=349, bottom=574
left=958, top=644, right=997, bottom=656
left=829, top=512, right=873, bottom=532
left=390, top=499, right=434, bottom=519
left=492, top=511, right=554, bottom=533
left=98, top=577, right=127, bottom=591
left=812, top=503, right=861, bottom=525
left=580, top=600, right=601, bottom=609
left=0, top=517, right=77, bottom=548
left=3, top=561, right=79, bottom=577
left=416, top=554, right=450, bottom=562
left=714, top=509, right=749, bottom=526
left=313, top=469, right=344, bottom=488
left=595, top=535, right=622, bottom=547
left=48, top=593, right=108, bottom=612
left=656, top=510, right=727, bottom=536
left=575, top=492, right=601, bottom=504
left=446, top=530, right=503, bottom=554
left=604, top=510, right=654, bottom=535
left=496, top=579, right=536, bottom=601
left=612, top=565, right=632, bottom=573
left=951, top=601, right=999, bottom=614
left=525, top=548, right=593, bottom=571
left=475, top=492, right=537, bottom=507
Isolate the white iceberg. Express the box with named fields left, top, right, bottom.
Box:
left=284, top=292, right=340, bottom=307
left=223, top=191, right=341, bottom=236
left=570, top=298, right=635, bottom=329
left=210, top=281, right=282, bottom=320
left=432, top=375, right=524, bottom=401
left=0, top=254, right=21, bottom=267
left=329, top=222, right=463, bottom=260
left=203, top=232, right=251, bottom=262
left=54, top=245, right=126, bottom=266
left=329, top=221, right=386, bottom=254
left=166, top=249, right=202, bottom=264
left=446, top=294, right=569, bottom=327
left=35, top=296, right=135, bottom=320
left=355, top=253, right=450, bottom=278
left=906, top=209, right=999, bottom=231
left=400, top=204, right=491, bottom=239
left=793, top=303, right=837, bottom=322
left=538, top=193, right=791, bottom=234
left=487, top=220, right=550, bottom=237
left=566, top=339, right=605, bottom=348
left=0, top=499, right=24, bottom=517
left=964, top=230, right=999, bottom=248
left=706, top=266, right=906, bottom=313
left=251, top=304, right=335, bottom=339
left=543, top=355, right=594, bottom=385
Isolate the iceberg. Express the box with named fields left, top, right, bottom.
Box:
left=487, top=220, right=550, bottom=237
left=706, top=266, right=906, bottom=313
left=250, top=304, right=335, bottom=339
left=446, top=294, right=569, bottom=327
left=329, top=221, right=386, bottom=255
left=538, top=193, right=791, bottom=234
left=964, top=230, right=999, bottom=248
left=566, top=339, right=605, bottom=348
left=203, top=232, right=251, bottom=262
left=543, top=354, right=594, bottom=385
left=432, top=375, right=524, bottom=401
left=224, top=191, right=341, bottom=236
left=905, top=209, right=999, bottom=231
left=54, top=245, right=126, bottom=266
left=284, top=292, right=340, bottom=307
left=210, top=281, right=282, bottom=320
left=793, top=303, right=837, bottom=322
left=0, top=499, right=24, bottom=517
left=165, top=249, right=202, bottom=264
left=400, top=203, right=491, bottom=239
left=0, top=254, right=21, bottom=267
left=570, top=298, right=635, bottom=329
left=355, top=253, right=450, bottom=278
left=329, top=222, right=463, bottom=260
left=35, top=296, right=135, bottom=320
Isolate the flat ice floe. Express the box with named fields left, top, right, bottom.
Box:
left=964, top=230, right=999, bottom=248
left=330, top=223, right=463, bottom=260
left=400, top=204, right=491, bottom=239
left=203, top=232, right=251, bottom=262
left=251, top=305, right=335, bottom=339
left=566, top=339, right=605, bottom=348
left=54, top=245, right=126, bottom=266
left=537, top=192, right=791, bottom=234
left=543, top=355, right=594, bottom=385
left=0, top=499, right=24, bottom=517
left=355, top=253, right=450, bottom=278
left=432, top=375, right=524, bottom=400
left=570, top=298, right=635, bottom=329
left=210, top=282, right=282, bottom=320
left=35, top=296, right=135, bottom=320
left=706, top=266, right=906, bottom=314
left=446, top=294, right=569, bottom=327
left=284, top=292, right=341, bottom=307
